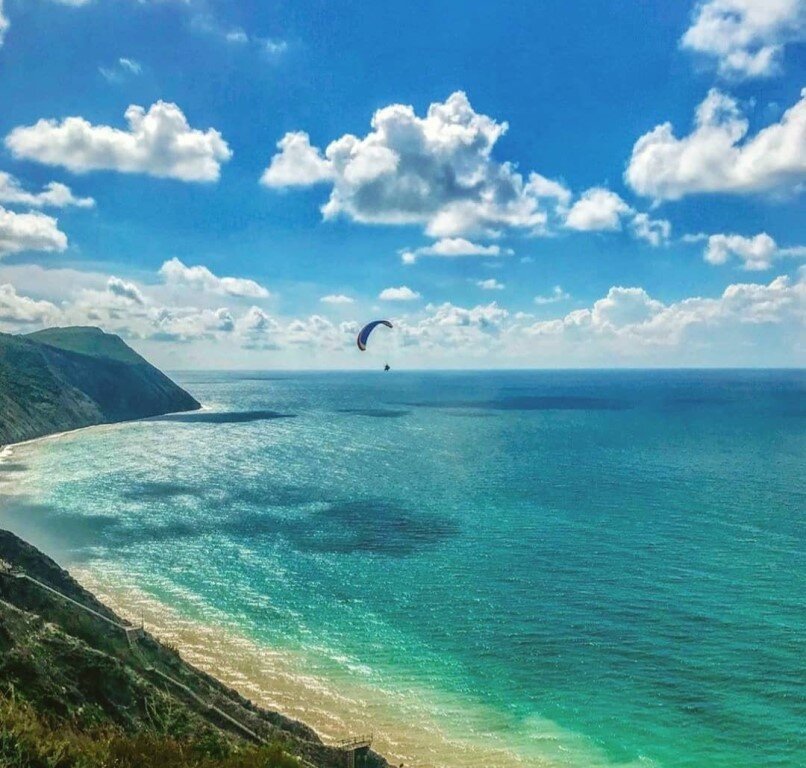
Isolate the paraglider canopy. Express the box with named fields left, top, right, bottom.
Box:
left=357, top=320, right=393, bottom=351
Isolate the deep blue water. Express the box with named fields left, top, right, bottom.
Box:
left=3, top=370, right=804, bottom=767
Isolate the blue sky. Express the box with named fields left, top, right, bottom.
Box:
left=0, top=0, right=804, bottom=367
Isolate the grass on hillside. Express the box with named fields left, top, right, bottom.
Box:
left=0, top=691, right=301, bottom=768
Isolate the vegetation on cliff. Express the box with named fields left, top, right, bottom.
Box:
left=0, top=326, right=200, bottom=445
left=0, top=530, right=387, bottom=768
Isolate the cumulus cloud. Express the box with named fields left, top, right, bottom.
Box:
left=394, top=301, right=509, bottom=355
left=159, top=258, right=270, bottom=298
left=6, top=101, right=232, bottom=182
left=626, top=88, right=806, bottom=200
left=261, top=91, right=569, bottom=238
left=151, top=306, right=235, bottom=342
left=107, top=276, right=145, bottom=304
left=0, top=206, right=68, bottom=256
left=476, top=278, right=504, bottom=290
left=320, top=293, right=354, bottom=304
left=631, top=213, right=672, bottom=246
left=564, top=187, right=633, bottom=231
left=3, top=261, right=802, bottom=365
left=520, top=275, right=805, bottom=361
left=235, top=306, right=281, bottom=349
left=261, top=132, right=333, bottom=187
left=379, top=285, right=420, bottom=301
left=681, top=0, right=806, bottom=79
left=401, top=237, right=511, bottom=264
left=702, top=231, right=806, bottom=269
left=534, top=285, right=571, bottom=305
left=284, top=314, right=355, bottom=350
left=0, top=172, right=95, bottom=208
left=0, top=283, right=59, bottom=324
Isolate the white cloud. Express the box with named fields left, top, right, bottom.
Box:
left=6, top=101, right=232, bottom=182
left=520, top=275, right=805, bottom=355
left=151, top=306, right=235, bottom=342
left=476, top=278, right=504, bottom=290
left=625, top=88, right=806, bottom=200
left=564, top=187, right=632, bottom=231
left=99, top=57, right=142, bottom=83
left=401, top=237, right=511, bottom=264
left=261, top=91, right=568, bottom=238
left=0, top=172, right=95, bottom=208
left=702, top=231, right=806, bottom=269
left=508, top=275, right=805, bottom=368
left=191, top=12, right=288, bottom=55
left=285, top=314, right=354, bottom=350
left=681, top=0, right=806, bottom=79
left=235, top=306, right=281, bottom=349
left=226, top=29, right=248, bottom=44
left=534, top=285, right=570, bottom=305
left=264, top=38, right=288, bottom=55
left=631, top=212, right=672, bottom=246
left=0, top=1, right=9, bottom=48
left=107, top=276, right=145, bottom=305
left=159, top=258, right=270, bottom=298
left=0, top=284, right=60, bottom=324
left=379, top=285, right=420, bottom=301
left=395, top=301, right=509, bottom=356
left=2, top=261, right=802, bottom=366
left=261, top=131, right=334, bottom=187
left=320, top=293, right=354, bottom=304
left=0, top=206, right=68, bottom=256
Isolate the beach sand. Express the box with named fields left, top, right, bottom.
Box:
left=70, top=568, right=545, bottom=768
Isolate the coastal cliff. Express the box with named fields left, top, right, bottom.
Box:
left=0, top=326, right=200, bottom=445
left=0, top=530, right=389, bottom=768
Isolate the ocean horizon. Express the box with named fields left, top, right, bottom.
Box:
left=1, top=369, right=803, bottom=768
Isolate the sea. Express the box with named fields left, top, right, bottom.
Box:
left=1, top=370, right=803, bottom=768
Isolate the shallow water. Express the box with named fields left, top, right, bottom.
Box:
left=2, top=370, right=804, bottom=767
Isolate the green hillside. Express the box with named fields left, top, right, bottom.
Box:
left=0, top=326, right=200, bottom=445
left=25, top=326, right=149, bottom=365
left=0, top=530, right=386, bottom=768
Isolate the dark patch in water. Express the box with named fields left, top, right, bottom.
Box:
left=402, top=396, right=631, bottom=411
left=443, top=411, right=499, bottom=418
left=146, top=410, right=296, bottom=423
left=50, top=493, right=458, bottom=559
left=336, top=409, right=411, bottom=418
left=243, top=500, right=459, bottom=557
left=120, top=481, right=202, bottom=500
left=663, top=396, right=729, bottom=406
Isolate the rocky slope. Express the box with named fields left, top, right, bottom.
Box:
left=0, top=326, right=200, bottom=445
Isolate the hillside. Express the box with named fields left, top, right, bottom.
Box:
left=0, top=530, right=387, bottom=768
left=0, top=326, right=200, bottom=445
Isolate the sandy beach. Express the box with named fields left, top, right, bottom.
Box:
left=70, top=567, right=549, bottom=768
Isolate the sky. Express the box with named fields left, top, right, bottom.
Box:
left=0, top=0, right=804, bottom=369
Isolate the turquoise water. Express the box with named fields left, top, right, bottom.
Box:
left=2, top=371, right=804, bottom=767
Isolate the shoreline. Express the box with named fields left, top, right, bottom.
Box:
left=71, top=566, right=543, bottom=768
left=0, top=402, right=213, bottom=457
left=0, top=417, right=631, bottom=768
left=0, top=421, right=548, bottom=768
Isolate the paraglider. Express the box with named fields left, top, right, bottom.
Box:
left=356, top=320, right=393, bottom=351
left=357, top=320, right=393, bottom=371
